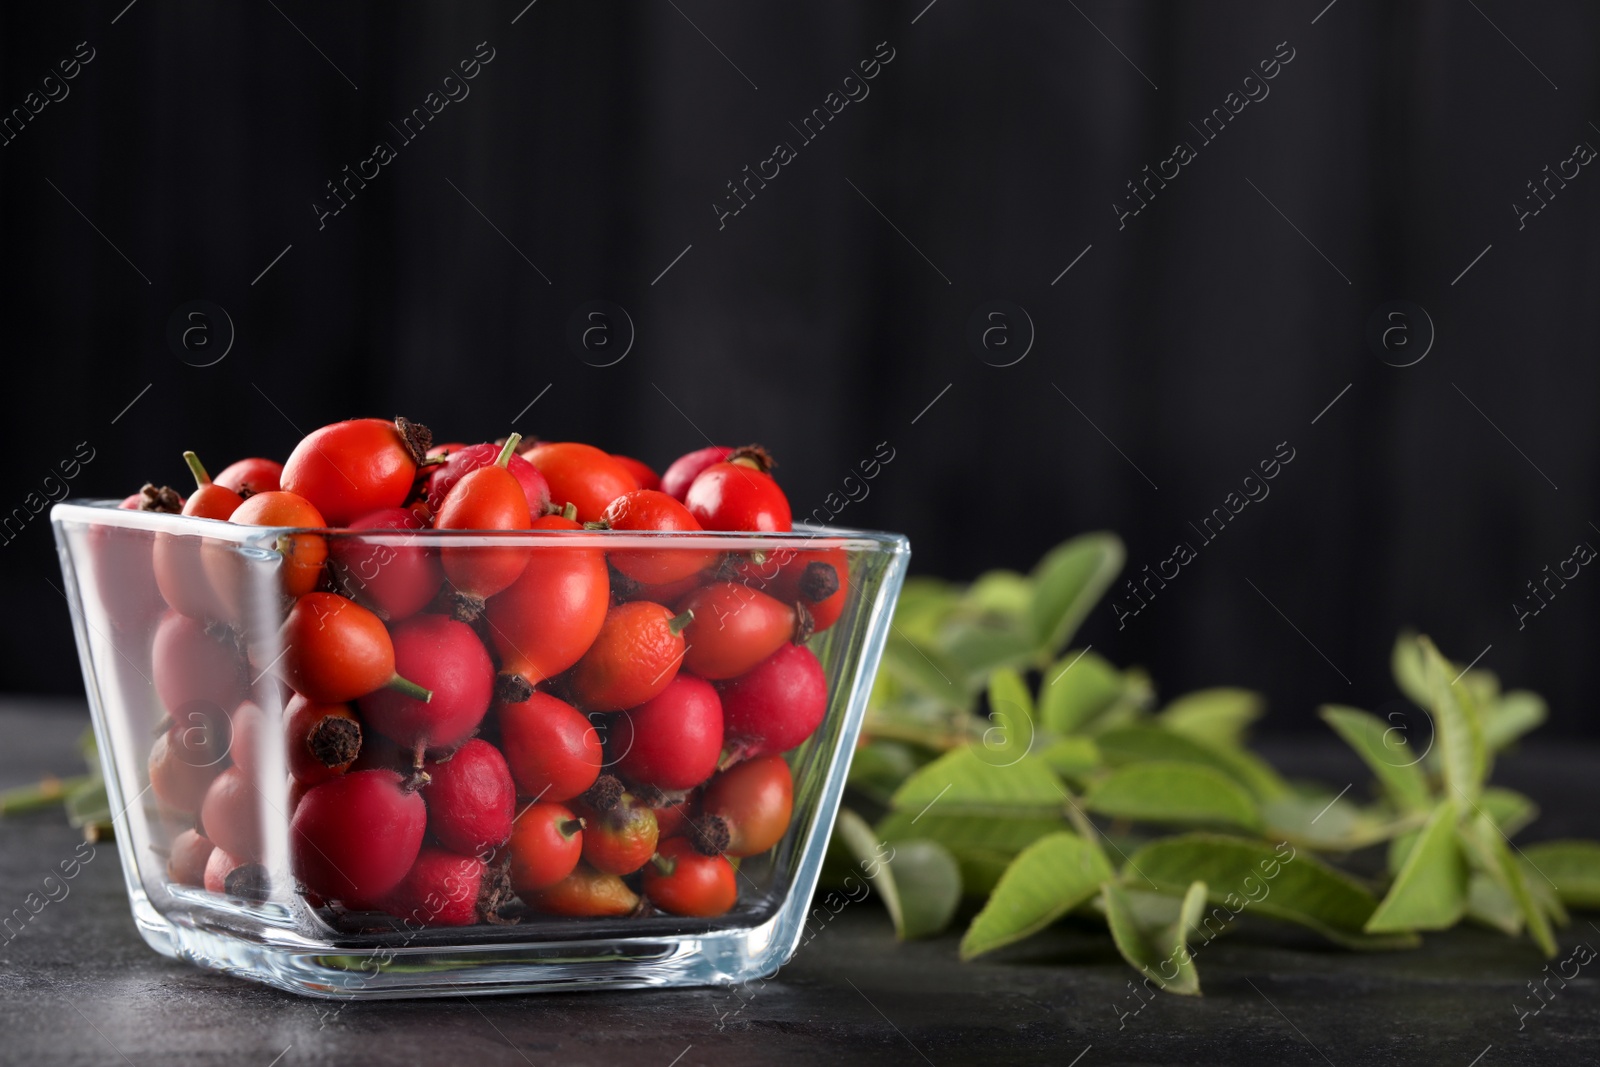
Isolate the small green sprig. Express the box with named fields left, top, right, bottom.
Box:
left=832, top=532, right=1600, bottom=994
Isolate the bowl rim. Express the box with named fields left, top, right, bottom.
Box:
left=51, top=498, right=910, bottom=554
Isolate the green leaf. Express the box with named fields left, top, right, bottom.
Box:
left=940, top=617, right=1037, bottom=680
left=846, top=740, right=923, bottom=804
left=1156, top=688, right=1263, bottom=749
left=1481, top=691, right=1547, bottom=752
left=1095, top=724, right=1289, bottom=802
left=1392, top=631, right=1430, bottom=709
left=964, top=569, right=1035, bottom=616
left=1461, top=812, right=1556, bottom=957
left=1126, top=834, right=1418, bottom=950
left=890, top=748, right=1065, bottom=816
left=1085, top=762, right=1261, bottom=832
left=1419, top=636, right=1488, bottom=805
left=1519, top=841, right=1600, bottom=909
left=960, top=832, right=1112, bottom=959
left=1029, top=532, right=1124, bottom=658
left=1102, top=880, right=1208, bottom=995
left=833, top=809, right=961, bottom=940
left=877, top=809, right=1064, bottom=855
left=1388, top=828, right=1420, bottom=877
left=1039, top=736, right=1102, bottom=780
left=1319, top=706, right=1432, bottom=815
left=63, top=776, right=110, bottom=828
left=1366, top=802, right=1468, bottom=933
left=1261, top=793, right=1413, bottom=852
left=884, top=840, right=962, bottom=939
left=978, top=667, right=1037, bottom=765
left=1479, top=787, right=1538, bottom=839
left=883, top=632, right=972, bottom=712
left=1038, top=649, right=1126, bottom=735
left=1520, top=858, right=1570, bottom=929
left=1465, top=873, right=1523, bottom=935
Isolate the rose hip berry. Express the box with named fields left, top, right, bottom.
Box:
left=167, top=828, right=215, bottom=887
left=497, top=692, right=602, bottom=801
left=224, top=490, right=330, bottom=598
left=200, top=765, right=264, bottom=861
left=697, top=754, right=793, bottom=857
left=152, top=611, right=246, bottom=716
left=746, top=547, right=848, bottom=633
left=423, top=738, right=515, bottom=856
left=212, top=456, right=283, bottom=497
left=612, top=674, right=724, bottom=791
left=281, top=417, right=430, bottom=526
left=153, top=452, right=244, bottom=619
left=381, top=848, right=504, bottom=927
left=610, top=454, right=660, bottom=492
left=520, top=441, right=638, bottom=523
left=678, top=581, right=800, bottom=680
left=291, top=769, right=427, bottom=905
left=279, top=593, right=432, bottom=705
left=203, top=847, right=270, bottom=899
left=600, top=490, right=715, bottom=586
left=576, top=786, right=659, bottom=875
left=565, top=601, right=692, bottom=713
left=659, top=445, right=733, bottom=502
left=436, top=434, right=533, bottom=604
left=525, top=862, right=640, bottom=917
left=359, top=614, right=493, bottom=757
left=327, top=507, right=442, bottom=621
left=719, top=643, right=827, bottom=758
left=425, top=440, right=551, bottom=517
left=683, top=450, right=791, bottom=532
left=284, top=695, right=363, bottom=784
left=507, top=802, right=584, bottom=894
left=644, top=838, right=738, bottom=918
left=485, top=513, right=610, bottom=691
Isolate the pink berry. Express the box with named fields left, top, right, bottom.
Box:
left=358, top=615, right=493, bottom=754
left=425, top=442, right=551, bottom=517
left=167, top=829, right=215, bottom=887
left=612, top=675, right=724, bottom=790
left=291, top=769, right=426, bottom=905
left=381, top=847, right=495, bottom=927
left=199, top=765, right=264, bottom=861
left=718, top=644, right=827, bottom=758
left=328, top=508, right=443, bottom=621
left=424, top=739, right=515, bottom=856
left=659, top=445, right=733, bottom=502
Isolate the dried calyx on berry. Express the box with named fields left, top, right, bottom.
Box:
left=493, top=671, right=535, bottom=705
left=580, top=773, right=625, bottom=813
left=223, top=863, right=272, bottom=902
left=727, top=445, right=775, bottom=473
left=791, top=601, right=815, bottom=645
left=688, top=813, right=730, bottom=857
left=798, top=561, right=840, bottom=603
left=137, top=483, right=184, bottom=513
left=307, top=716, right=361, bottom=768
left=393, top=416, right=433, bottom=467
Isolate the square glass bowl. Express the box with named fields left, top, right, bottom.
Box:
left=51, top=500, right=907, bottom=999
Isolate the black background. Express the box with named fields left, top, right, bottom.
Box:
left=2, top=1, right=1596, bottom=736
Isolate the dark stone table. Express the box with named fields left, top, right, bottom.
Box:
left=2, top=698, right=1594, bottom=1066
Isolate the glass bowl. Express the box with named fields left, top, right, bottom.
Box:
left=50, top=499, right=908, bottom=999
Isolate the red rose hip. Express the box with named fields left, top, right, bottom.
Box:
left=291, top=769, right=427, bottom=905
left=423, top=738, right=515, bottom=856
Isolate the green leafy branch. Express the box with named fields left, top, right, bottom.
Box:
left=830, top=532, right=1600, bottom=994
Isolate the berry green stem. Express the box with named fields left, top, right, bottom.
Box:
left=668, top=608, right=695, bottom=637
left=496, top=433, right=522, bottom=469
left=387, top=674, right=433, bottom=703
left=182, top=451, right=211, bottom=488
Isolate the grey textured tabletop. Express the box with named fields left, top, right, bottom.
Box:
left=2, top=698, right=1595, bottom=1066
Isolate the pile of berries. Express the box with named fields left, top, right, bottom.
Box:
left=124, top=418, right=850, bottom=925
